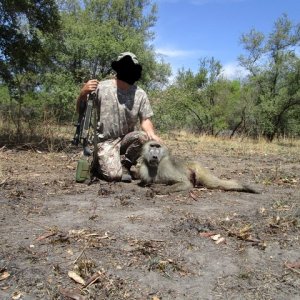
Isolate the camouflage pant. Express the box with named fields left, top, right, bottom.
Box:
left=93, top=131, right=148, bottom=181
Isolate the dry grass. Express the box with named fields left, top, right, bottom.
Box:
left=162, top=130, right=300, bottom=158
left=0, top=121, right=75, bottom=151
left=0, top=121, right=299, bottom=158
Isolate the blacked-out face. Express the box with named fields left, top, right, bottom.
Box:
left=111, top=55, right=142, bottom=85
left=144, top=142, right=165, bottom=167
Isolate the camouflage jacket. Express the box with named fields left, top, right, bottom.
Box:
left=95, top=79, right=153, bottom=141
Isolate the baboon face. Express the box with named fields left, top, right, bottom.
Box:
left=143, top=142, right=165, bottom=167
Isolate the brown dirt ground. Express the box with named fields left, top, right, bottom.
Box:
left=0, top=134, right=299, bottom=300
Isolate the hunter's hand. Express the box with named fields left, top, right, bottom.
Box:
left=146, top=132, right=163, bottom=144
left=80, top=79, right=99, bottom=97
left=76, top=79, right=99, bottom=113
left=140, top=118, right=163, bottom=144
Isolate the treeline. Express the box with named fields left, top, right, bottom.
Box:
left=0, top=0, right=171, bottom=142
left=152, top=14, right=300, bottom=141
left=0, top=1, right=299, bottom=142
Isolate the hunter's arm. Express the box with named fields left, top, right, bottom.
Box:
left=140, top=118, right=162, bottom=142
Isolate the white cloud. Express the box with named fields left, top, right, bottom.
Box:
left=156, top=47, right=196, bottom=58
left=155, top=48, right=250, bottom=80
left=222, top=62, right=249, bottom=79
left=156, top=0, right=247, bottom=4
left=155, top=0, right=180, bottom=3
left=155, top=46, right=209, bottom=76
left=190, top=0, right=246, bottom=4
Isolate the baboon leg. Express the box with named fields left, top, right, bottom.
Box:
left=151, top=181, right=193, bottom=194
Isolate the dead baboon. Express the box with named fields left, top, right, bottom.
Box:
left=139, top=141, right=259, bottom=194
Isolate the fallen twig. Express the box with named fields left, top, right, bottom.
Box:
left=0, top=145, right=7, bottom=152
left=36, top=231, right=57, bottom=241
left=0, top=178, right=9, bottom=187
left=189, top=191, right=199, bottom=201
left=73, top=245, right=89, bottom=264
left=284, top=262, right=300, bottom=275
left=83, top=271, right=103, bottom=288
left=59, top=287, right=86, bottom=300
left=221, top=226, right=262, bottom=244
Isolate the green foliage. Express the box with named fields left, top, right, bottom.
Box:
left=0, top=0, right=61, bottom=83
left=0, top=0, right=171, bottom=140
left=0, top=5, right=298, bottom=142
left=239, top=14, right=300, bottom=140
left=57, top=0, right=162, bottom=83
left=0, top=0, right=61, bottom=136
left=39, top=72, right=78, bottom=121
left=153, top=58, right=246, bottom=136
left=154, top=15, right=300, bottom=140
left=0, top=85, right=9, bottom=102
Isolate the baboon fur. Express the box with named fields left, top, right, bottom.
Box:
left=139, top=141, right=259, bottom=194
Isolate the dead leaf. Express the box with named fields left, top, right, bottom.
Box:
left=285, top=262, right=300, bottom=269
left=69, top=229, right=85, bottom=236
left=260, top=207, right=266, bottom=214
left=199, top=231, right=216, bottom=238
left=68, top=270, right=85, bottom=285
left=67, top=249, right=74, bottom=255
left=12, top=292, right=23, bottom=300
left=215, top=237, right=226, bottom=244
left=0, top=271, right=10, bottom=281
left=239, top=224, right=252, bottom=235
left=211, top=234, right=221, bottom=241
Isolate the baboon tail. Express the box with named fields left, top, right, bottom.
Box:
left=239, top=183, right=259, bottom=194
left=190, top=162, right=259, bottom=194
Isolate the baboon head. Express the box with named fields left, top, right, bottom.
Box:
left=142, top=141, right=167, bottom=167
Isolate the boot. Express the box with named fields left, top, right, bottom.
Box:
left=121, top=158, right=132, bottom=183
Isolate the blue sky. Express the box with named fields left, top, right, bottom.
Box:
left=153, top=0, right=300, bottom=78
